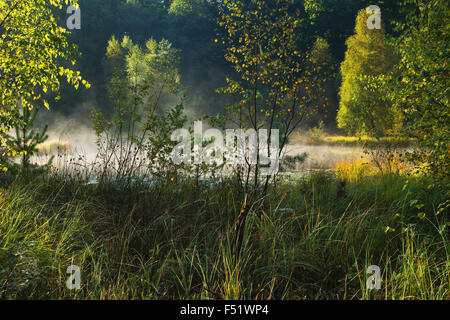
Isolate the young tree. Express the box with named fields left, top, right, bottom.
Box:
left=0, top=0, right=88, bottom=171
left=6, top=107, right=49, bottom=169
left=366, top=0, right=449, bottom=182
left=217, top=0, right=331, bottom=194
left=217, top=0, right=332, bottom=257
left=337, top=9, right=399, bottom=137
left=91, top=36, right=187, bottom=184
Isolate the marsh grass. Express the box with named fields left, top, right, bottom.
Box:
left=0, top=166, right=448, bottom=299
left=35, top=141, right=72, bottom=156
left=290, top=132, right=414, bottom=148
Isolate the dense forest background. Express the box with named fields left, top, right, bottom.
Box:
left=53, top=0, right=404, bottom=130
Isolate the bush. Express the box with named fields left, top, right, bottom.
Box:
left=305, top=121, right=326, bottom=144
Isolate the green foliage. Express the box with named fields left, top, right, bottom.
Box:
left=45, top=0, right=407, bottom=129
left=5, top=108, right=50, bottom=168
left=168, top=0, right=204, bottom=16
left=217, top=0, right=333, bottom=193
left=91, top=36, right=187, bottom=183
left=0, top=0, right=88, bottom=171
left=337, top=9, right=400, bottom=137
left=1, top=0, right=448, bottom=302
left=378, top=0, right=449, bottom=184
left=306, top=120, right=326, bottom=144
left=280, top=153, right=308, bottom=172
left=303, top=0, right=325, bottom=21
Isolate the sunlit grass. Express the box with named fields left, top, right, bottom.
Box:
left=290, top=132, right=414, bottom=148
left=0, top=169, right=447, bottom=300
left=36, top=140, right=71, bottom=156
left=334, top=158, right=373, bottom=183
left=324, top=136, right=414, bottom=147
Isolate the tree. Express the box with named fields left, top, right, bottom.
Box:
left=299, top=0, right=405, bottom=59
left=217, top=0, right=331, bottom=193
left=168, top=0, right=204, bottom=16
left=337, top=8, right=400, bottom=137
left=368, top=0, right=449, bottom=182
left=216, top=0, right=332, bottom=256
left=91, top=35, right=187, bottom=184
left=6, top=107, right=49, bottom=169
left=0, top=0, right=88, bottom=171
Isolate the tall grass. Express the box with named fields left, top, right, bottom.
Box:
left=290, top=132, right=414, bottom=148
left=0, top=168, right=448, bottom=299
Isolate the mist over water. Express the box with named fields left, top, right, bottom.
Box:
left=33, top=123, right=364, bottom=173
left=28, top=98, right=364, bottom=172
left=285, top=142, right=364, bottom=170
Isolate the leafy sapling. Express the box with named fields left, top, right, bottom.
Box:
left=6, top=107, right=50, bottom=169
